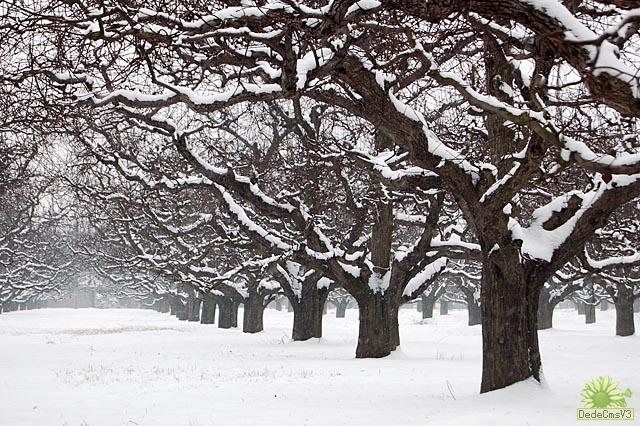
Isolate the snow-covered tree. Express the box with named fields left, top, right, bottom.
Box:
left=5, top=0, right=640, bottom=393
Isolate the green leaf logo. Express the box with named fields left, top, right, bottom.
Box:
left=581, top=376, right=632, bottom=409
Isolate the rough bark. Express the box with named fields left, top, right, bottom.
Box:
left=615, top=285, right=635, bottom=336
left=355, top=292, right=399, bottom=358
left=200, top=293, right=217, bottom=324
left=290, top=286, right=328, bottom=341
left=615, top=300, right=635, bottom=336
left=242, top=295, right=265, bottom=333
left=480, top=250, right=541, bottom=393
left=217, top=297, right=238, bottom=329
left=537, top=290, right=555, bottom=330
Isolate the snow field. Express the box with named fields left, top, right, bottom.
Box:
left=0, top=307, right=638, bottom=426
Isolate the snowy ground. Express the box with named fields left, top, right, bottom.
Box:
left=0, top=307, right=638, bottom=426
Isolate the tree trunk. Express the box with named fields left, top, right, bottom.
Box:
left=171, top=296, right=187, bottom=321
left=336, top=301, right=347, bottom=318
left=217, top=297, right=237, bottom=329
left=243, top=295, right=265, bottom=333
left=187, top=296, right=202, bottom=322
left=230, top=300, right=238, bottom=328
left=537, top=290, right=555, bottom=330
left=601, top=299, right=609, bottom=311
left=275, top=298, right=282, bottom=311
left=157, top=297, right=170, bottom=313
left=467, top=300, right=482, bottom=326
left=176, top=303, right=188, bottom=320
left=292, top=304, right=322, bottom=340
left=174, top=298, right=188, bottom=321
left=421, top=294, right=434, bottom=319
left=577, top=301, right=585, bottom=315
left=200, top=293, right=217, bottom=324
left=355, top=292, right=399, bottom=358
left=439, top=300, right=448, bottom=315
left=615, top=300, right=635, bottom=336
left=615, top=285, right=635, bottom=336
left=480, top=254, right=541, bottom=393
left=169, top=297, right=177, bottom=316
left=291, top=294, right=323, bottom=341
left=584, top=302, right=596, bottom=324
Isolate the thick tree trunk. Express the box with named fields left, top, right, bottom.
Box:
left=388, top=303, right=400, bottom=348
left=336, top=301, right=348, bottom=318
left=230, top=300, right=238, bottom=328
left=584, top=302, right=596, bottom=324
left=175, top=300, right=188, bottom=320
left=243, top=295, right=265, bottom=333
left=537, top=291, right=555, bottom=330
left=291, top=293, right=324, bottom=340
left=200, top=293, right=217, bottom=324
left=289, top=284, right=329, bottom=341
left=157, top=297, right=170, bottom=313
left=467, top=300, right=482, bottom=326
left=615, top=285, right=635, bottom=336
left=355, top=292, right=399, bottom=358
left=187, top=296, right=202, bottom=322
left=292, top=304, right=323, bottom=340
left=275, top=298, right=282, bottom=311
left=421, top=294, right=434, bottom=319
left=480, top=254, right=541, bottom=393
left=615, top=300, right=635, bottom=336
left=217, top=297, right=237, bottom=329
left=439, top=300, right=448, bottom=315
left=577, top=301, right=585, bottom=315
